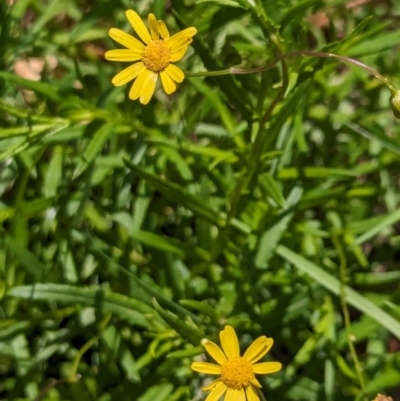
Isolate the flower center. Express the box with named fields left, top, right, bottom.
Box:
left=220, top=357, right=254, bottom=390
left=142, top=40, right=171, bottom=72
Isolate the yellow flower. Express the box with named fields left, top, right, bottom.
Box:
left=191, top=326, right=282, bottom=401
left=104, top=10, right=197, bottom=105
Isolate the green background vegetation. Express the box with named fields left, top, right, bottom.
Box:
left=1, top=0, right=400, bottom=400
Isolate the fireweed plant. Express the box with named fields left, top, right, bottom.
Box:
left=2, top=1, right=400, bottom=401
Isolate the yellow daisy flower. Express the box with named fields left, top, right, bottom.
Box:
left=104, top=10, right=197, bottom=105
left=191, top=325, right=282, bottom=401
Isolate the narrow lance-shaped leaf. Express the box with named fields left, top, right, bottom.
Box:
left=124, top=159, right=225, bottom=225
left=9, top=284, right=161, bottom=330
left=153, top=299, right=205, bottom=346
left=91, top=242, right=203, bottom=325
left=73, top=122, right=115, bottom=179
left=276, top=245, right=400, bottom=341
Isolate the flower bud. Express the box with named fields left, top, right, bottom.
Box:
left=390, top=90, right=400, bottom=119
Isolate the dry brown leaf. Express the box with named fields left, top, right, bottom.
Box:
left=13, top=55, right=58, bottom=81
left=308, top=11, right=330, bottom=29
left=373, top=394, right=393, bottom=401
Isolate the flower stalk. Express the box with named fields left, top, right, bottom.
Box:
left=186, top=50, right=399, bottom=117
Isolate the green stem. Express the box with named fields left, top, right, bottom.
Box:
left=209, top=171, right=250, bottom=262
left=34, top=376, right=81, bottom=401
left=68, top=313, right=111, bottom=382
left=251, top=35, right=288, bottom=162
left=186, top=50, right=397, bottom=95
left=72, top=55, right=90, bottom=99
left=253, top=0, right=279, bottom=41
left=332, top=234, right=367, bottom=399
left=186, top=69, right=232, bottom=77
left=251, top=88, right=280, bottom=162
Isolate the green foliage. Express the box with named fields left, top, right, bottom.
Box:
left=1, top=0, right=400, bottom=400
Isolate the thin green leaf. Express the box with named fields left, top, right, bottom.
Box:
left=73, top=122, right=114, bottom=179
left=9, top=284, right=159, bottom=329
left=7, top=237, right=47, bottom=276
left=196, top=0, right=244, bottom=7
left=153, top=299, right=204, bottom=346
left=276, top=245, right=400, bottom=341
left=259, top=173, right=286, bottom=208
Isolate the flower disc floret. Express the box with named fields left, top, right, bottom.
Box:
left=221, top=357, right=254, bottom=389
left=104, top=10, right=197, bottom=104
left=142, top=40, right=171, bottom=72
left=191, top=326, right=282, bottom=401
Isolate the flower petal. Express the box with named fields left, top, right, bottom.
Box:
left=104, top=49, right=143, bottom=62
left=148, top=13, right=159, bottom=40
left=250, top=377, right=262, bottom=388
left=165, top=64, right=185, bottom=83
left=205, top=382, right=227, bottom=401
left=168, top=27, right=197, bottom=52
left=139, top=72, right=158, bottom=105
left=168, top=37, right=194, bottom=53
left=157, top=20, right=170, bottom=39
left=170, top=40, right=193, bottom=54
left=219, top=325, right=239, bottom=360
left=171, top=27, right=197, bottom=40
left=202, top=378, right=222, bottom=392
left=191, top=362, right=222, bottom=375
left=129, top=68, right=151, bottom=100
left=170, top=46, right=189, bottom=62
left=226, top=388, right=246, bottom=401
left=204, top=341, right=227, bottom=365
left=126, top=9, right=152, bottom=44
left=245, top=385, right=260, bottom=401
left=111, top=62, right=145, bottom=86
left=244, top=336, right=273, bottom=364
left=108, top=28, right=145, bottom=51
left=252, top=362, right=282, bottom=375
left=160, top=70, right=176, bottom=95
